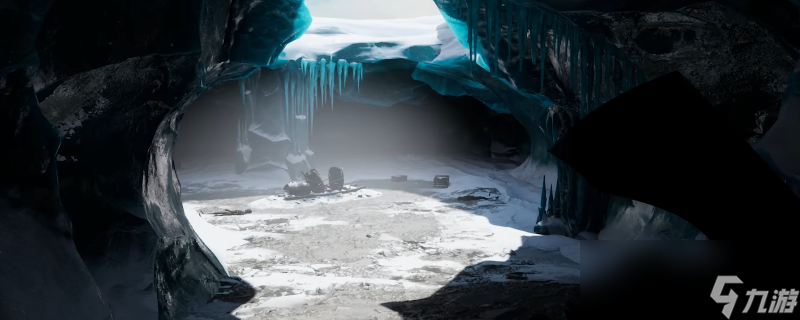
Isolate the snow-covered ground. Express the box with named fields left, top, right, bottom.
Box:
left=179, top=155, right=577, bottom=320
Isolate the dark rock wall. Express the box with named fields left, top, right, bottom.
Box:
left=1, top=0, right=309, bottom=319
left=565, top=3, right=795, bottom=144
left=0, top=1, right=115, bottom=319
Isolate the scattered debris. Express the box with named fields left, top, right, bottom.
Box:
left=281, top=166, right=370, bottom=200
left=303, top=169, right=327, bottom=193
left=213, top=209, right=252, bottom=216
left=438, top=188, right=503, bottom=204
left=455, top=188, right=501, bottom=201
left=198, top=206, right=253, bottom=216
left=197, top=206, right=225, bottom=215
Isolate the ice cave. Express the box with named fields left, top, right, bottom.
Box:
left=3, top=0, right=800, bottom=319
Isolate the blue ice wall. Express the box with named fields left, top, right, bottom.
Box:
left=434, top=0, right=646, bottom=118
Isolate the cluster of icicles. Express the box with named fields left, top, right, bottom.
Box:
left=235, top=59, right=364, bottom=153
left=283, top=58, right=363, bottom=151
left=283, top=58, right=363, bottom=135
left=442, top=0, right=647, bottom=117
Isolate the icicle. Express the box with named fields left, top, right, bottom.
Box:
left=530, top=9, right=538, bottom=66
left=539, top=176, right=547, bottom=220
left=357, top=63, right=363, bottom=91
left=329, top=61, right=336, bottom=107
left=553, top=180, right=561, bottom=216
left=239, top=79, right=247, bottom=130
left=517, top=7, right=527, bottom=72
left=336, top=59, right=344, bottom=97
left=554, top=20, right=561, bottom=61
left=468, top=0, right=479, bottom=69
left=284, top=73, right=290, bottom=134
left=567, top=25, right=573, bottom=89
left=466, top=0, right=473, bottom=65
left=319, top=59, right=327, bottom=106
left=486, top=0, right=494, bottom=74
left=506, top=2, right=512, bottom=62
left=290, top=72, right=297, bottom=143
left=309, top=60, right=317, bottom=111
left=580, top=37, right=589, bottom=118
left=539, top=12, right=546, bottom=92
left=342, top=61, right=349, bottom=89
left=571, top=25, right=579, bottom=89
left=491, top=0, right=501, bottom=74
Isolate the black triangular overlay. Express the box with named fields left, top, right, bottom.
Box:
left=548, top=71, right=800, bottom=240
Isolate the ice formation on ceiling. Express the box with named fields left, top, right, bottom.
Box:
left=282, top=58, right=363, bottom=151
left=238, top=1, right=651, bottom=154
left=438, top=0, right=647, bottom=117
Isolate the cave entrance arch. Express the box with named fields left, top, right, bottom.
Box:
left=169, top=8, right=581, bottom=319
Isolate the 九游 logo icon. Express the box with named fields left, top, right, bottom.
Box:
left=711, top=275, right=798, bottom=319
left=711, top=276, right=743, bottom=319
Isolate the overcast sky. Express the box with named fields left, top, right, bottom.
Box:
left=304, top=0, right=441, bottom=19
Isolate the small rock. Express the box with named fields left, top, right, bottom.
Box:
left=366, top=234, right=372, bottom=238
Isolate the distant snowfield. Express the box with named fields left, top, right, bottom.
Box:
left=180, top=154, right=576, bottom=319
left=304, top=0, right=441, bottom=20
left=277, top=15, right=468, bottom=63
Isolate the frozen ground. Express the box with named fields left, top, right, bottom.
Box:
left=179, top=155, right=578, bottom=320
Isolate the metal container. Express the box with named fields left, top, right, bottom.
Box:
left=329, top=167, right=345, bottom=190
left=433, top=175, right=449, bottom=188
left=284, top=181, right=312, bottom=196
